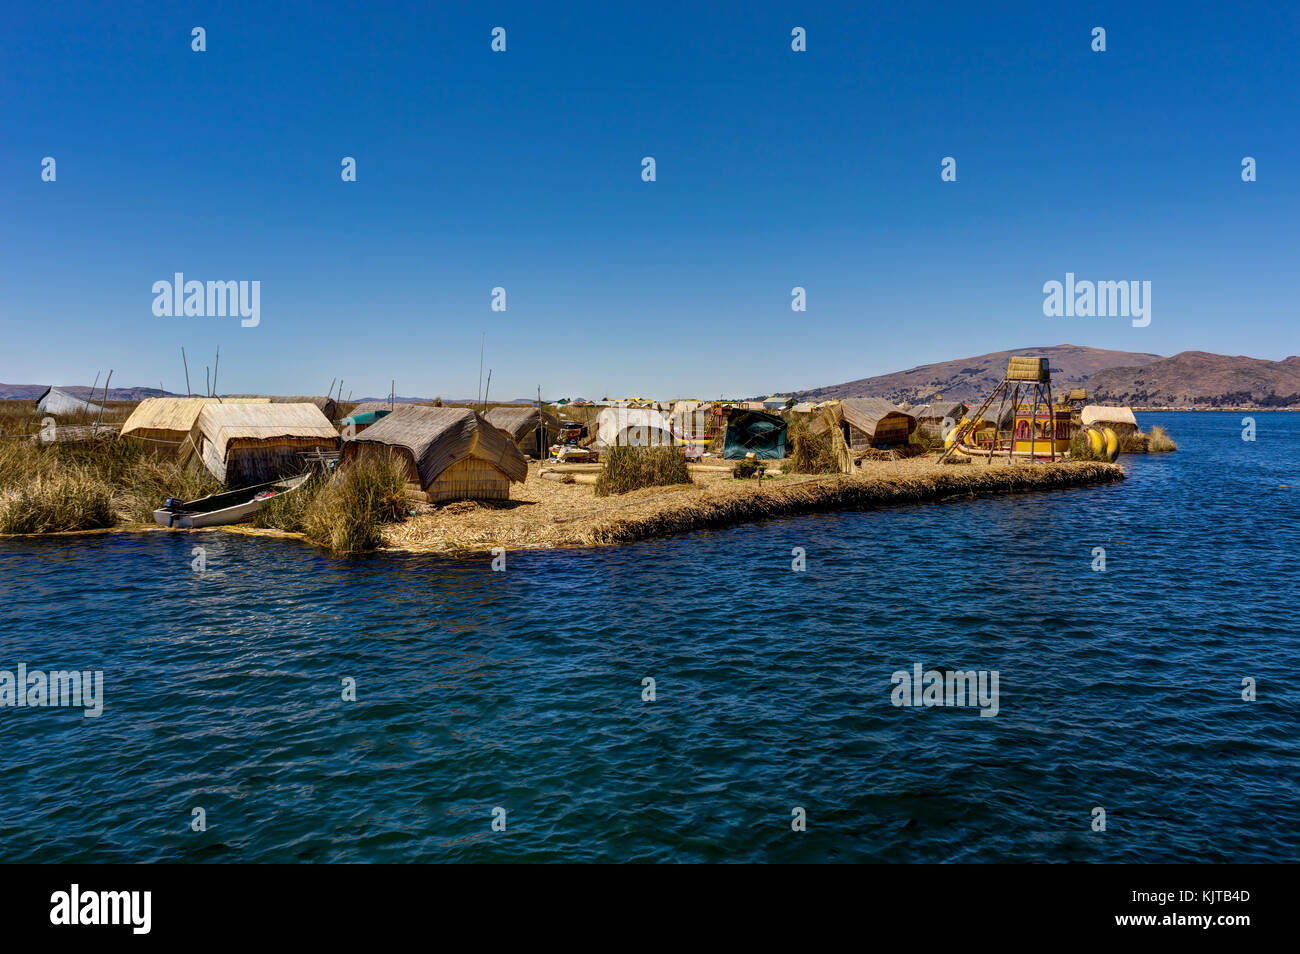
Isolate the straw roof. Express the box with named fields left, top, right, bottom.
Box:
left=910, top=401, right=966, bottom=423
left=344, top=406, right=527, bottom=488
left=972, top=403, right=1015, bottom=428
left=35, top=387, right=103, bottom=417
left=1081, top=405, right=1138, bottom=428
left=121, top=397, right=270, bottom=438
left=225, top=394, right=339, bottom=420
left=811, top=398, right=916, bottom=439
left=193, top=402, right=338, bottom=455
left=484, top=406, right=561, bottom=443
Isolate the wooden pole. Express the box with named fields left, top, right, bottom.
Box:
left=182, top=347, right=192, bottom=396
left=94, top=370, right=112, bottom=430
left=80, top=372, right=100, bottom=425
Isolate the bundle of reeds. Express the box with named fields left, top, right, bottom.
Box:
left=594, top=445, right=692, bottom=496
left=1146, top=425, right=1177, bottom=452
left=825, top=411, right=853, bottom=474
left=256, top=450, right=408, bottom=552
left=782, top=419, right=838, bottom=474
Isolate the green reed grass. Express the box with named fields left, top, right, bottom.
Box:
left=594, top=445, right=692, bottom=497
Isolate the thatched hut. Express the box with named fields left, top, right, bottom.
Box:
left=225, top=394, right=339, bottom=422
left=181, top=403, right=338, bottom=487
left=120, top=397, right=270, bottom=453
left=35, top=387, right=103, bottom=418
left=1081, top=405, right=1139, bottom=434
left=594, top=407, right=677, bottom=448
left=484, top=406, right=561, bottom=459
left=970, top=403, right=1015, bottom=430
left=810, top=398, right=916, bottom=449
left=341, top=406, right=527, bottom=503
left=343, top=401, right=399, bottom=418
left=909, top=401, right=968, bottom=438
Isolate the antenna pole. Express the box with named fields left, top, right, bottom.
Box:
left=477, top=332, right=485, bottom=410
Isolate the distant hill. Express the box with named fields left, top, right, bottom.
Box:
left=789, top=345, right=1163, bottom=405
left=1090, top=351, right=1300, bottom=407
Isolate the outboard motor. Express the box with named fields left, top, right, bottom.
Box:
left=162, top=497, right=185, bottom=511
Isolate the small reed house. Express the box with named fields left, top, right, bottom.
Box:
left=342, top=406, right=528, bottom=503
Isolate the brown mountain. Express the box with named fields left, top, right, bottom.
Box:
left=790, top=345, right=1163, bottom=405
left=1090, top=351, right=1300, bottom=407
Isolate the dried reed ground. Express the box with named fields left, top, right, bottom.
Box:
left=383, top=456, right=1125, bottom=554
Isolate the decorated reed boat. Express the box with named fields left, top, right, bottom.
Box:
left=938, top=356, right=1120, bottom=463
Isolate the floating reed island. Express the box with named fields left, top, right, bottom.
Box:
left=0, top=355, right=1146, bottom=552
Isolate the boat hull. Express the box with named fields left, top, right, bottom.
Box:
left=153, top=474, right=308, bottom=529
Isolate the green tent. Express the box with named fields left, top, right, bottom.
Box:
left=723, top=410, right=787, bottom=459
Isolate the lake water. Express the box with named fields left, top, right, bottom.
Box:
left=1, top=411, right=1296, bottom=862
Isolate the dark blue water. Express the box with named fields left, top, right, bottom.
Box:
left=1, top=412, right=1296, bottom=862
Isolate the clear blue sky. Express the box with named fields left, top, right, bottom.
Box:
left=2, top=1, right=1296, bottom=400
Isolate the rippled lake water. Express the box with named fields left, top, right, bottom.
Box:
left=1, top=411, right=1296, bottom=862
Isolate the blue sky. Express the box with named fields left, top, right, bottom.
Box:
left=2, top=1, right=1296, bottom=400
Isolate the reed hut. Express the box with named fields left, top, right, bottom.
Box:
left=225, top=394, right=339, bottom=422
left=120, top=397, right=270, bottom=453
left=1081, top=405, right=1139, bottom=435
left=34, top=387, right=104, bottom=418
left=181, top=402, right=339, bottom=487
left=810, top=398, right=916, bottom=450
left=977, top=404, right=1017, bottom=429
left=484, top=406, right=561, bottom=459
left=909, top=401, right=968, bottom=438
left=723, top=409, right=787, bottom=459
left=341, top=406, right=528, bottom=503
left=594, top=406, right=677, bottom=448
